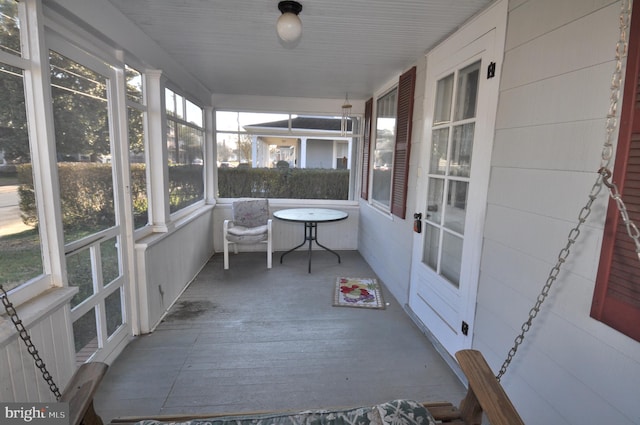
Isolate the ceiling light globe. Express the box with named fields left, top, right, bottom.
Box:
left=276, top=12, right=302, bottom=43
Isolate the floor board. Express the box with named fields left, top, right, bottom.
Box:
left=94, top=251, right=466, bottom=423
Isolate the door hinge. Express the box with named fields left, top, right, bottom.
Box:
left=461, top=321, right=469, bottom=336
left=487, top=62, right=496, bottom=79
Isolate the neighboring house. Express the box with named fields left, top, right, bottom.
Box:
left=1, top=1, right=639, bottom=424
left=243, top=116, right=352, bottom=169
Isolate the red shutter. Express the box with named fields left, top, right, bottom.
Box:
left=391, top=66, right=417, bottom=219
left=360, top=98, right=373, bottom=200
left=591, top=2, right=640, bottom=342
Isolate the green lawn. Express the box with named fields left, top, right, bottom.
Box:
left=0, top=229, right=43, bottom=291
left=0, top=174, right=42, bottom=290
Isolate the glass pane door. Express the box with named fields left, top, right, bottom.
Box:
left=50, top=49, right=125, bottom=364
left=422, top=60, right=480, bottom=288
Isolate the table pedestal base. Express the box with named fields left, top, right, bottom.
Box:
left=279, top=222, right=341, bottom=273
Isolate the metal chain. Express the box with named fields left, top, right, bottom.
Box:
left=496, top=178, right=603, bottom=380
left=597, top=0, right=640, bottom=261
left=0, top=285, right=62, bottom=400
left=599, top=168, right=640, bottom=259
left=496, top=0, right=633, bottom=381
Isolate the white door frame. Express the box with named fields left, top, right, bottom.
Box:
left=409, top=0, right=507, bottom=357
left=46, top=33, right=133, bottom=364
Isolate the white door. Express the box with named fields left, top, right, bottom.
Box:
left=48, top=35, right=132, bottom=364
left=409, top=1, right=506, bottom=357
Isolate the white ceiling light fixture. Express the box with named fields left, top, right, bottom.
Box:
left=276, top=1, right=303, bottom=45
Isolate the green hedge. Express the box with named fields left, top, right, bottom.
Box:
left=18, top=163, right=203, bottom=230
left=130, top=163, right=148, bottom=228
left=217, top=168, right=349, bottom=199
left=168, top=164, right=204, bottom=213
left=19, top=163, right=118, bottom=230
left=17, top=165, right=347, bottom=230
left=17, top=165, right=37, bottom=227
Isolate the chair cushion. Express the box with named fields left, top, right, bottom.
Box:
left=232, top=199, right=269, bottom=228
left=226, top=224, right=269, bottom=243
left=134, top=399, right=437, bottom=425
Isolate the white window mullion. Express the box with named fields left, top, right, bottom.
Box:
left=91, top=242, right=107, bottom=350
left=0, top=49, right=29, bottom=69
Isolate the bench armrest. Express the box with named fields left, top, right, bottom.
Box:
left=60, top=362, right=109, bottom=425
left=456, top=350, right=524, bottom=425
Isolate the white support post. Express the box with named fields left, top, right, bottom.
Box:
left=300, top=137, right=307, bottom=168
left=145, top=70, right=171, bottom=232
left=205, top=106, right=216, bottom=202
left=251, top=135, right=258, bottom=167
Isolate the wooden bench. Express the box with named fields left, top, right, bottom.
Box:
left=60, top=361, right=108, bottom=425
left=62, top=350, right=524, bottom=425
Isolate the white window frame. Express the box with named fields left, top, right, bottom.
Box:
left=0, top=0, right=58, bottom=307
left=165, top=85, right=206, bottom=219
left=369, top=81, right=399, bottom=213
left=214, top=109, right=359, bottom=202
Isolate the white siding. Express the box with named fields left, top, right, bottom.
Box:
left=358, top=205, right=413, bottom=304
left=136, top=207, right=215, bottom=333
left=305, top=140, right=334, bottom=169
left=358, top=57, right=426, bottom=306
left=0, top=298, right=75, bottom=402
left=475, top=1, right=640, bottom=424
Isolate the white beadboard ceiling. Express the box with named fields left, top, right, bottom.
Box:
left=107, top=0, right=493, bottom=100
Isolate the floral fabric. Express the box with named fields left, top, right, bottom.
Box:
left=135, top=400, right=436, bottom=425
left=226, top=224, right=270, bottom=243
left=232, top=199, right=270, bottom=228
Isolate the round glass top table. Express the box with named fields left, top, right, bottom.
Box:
left=273, top=208, right=348, bottom=273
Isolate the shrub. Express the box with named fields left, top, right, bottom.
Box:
left=17, top=164, right=348, bottom=231
left=217, top=168, right=349, bottom=199
left=17, top=164, right=37, bottom=227
left=130, top=163, right=148, bottom=228
left=58, top=163, right=116, bottom=230
left=19, top=163, right=124, bottom=231
left=18, top=163, right=117, bottom=230
left=168, top=164, right=204, bottom=212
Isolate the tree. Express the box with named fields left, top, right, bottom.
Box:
left=125, top=67, right=145, bottom=156
left=49, top=51, right=110, bottom=160
left=0, top=1, right=30, bottom=163
left=0, top=4, right=138, bottom=165
left=217, top=139, right=233, bottom=162
left=237, top=134, right=252, bottom=164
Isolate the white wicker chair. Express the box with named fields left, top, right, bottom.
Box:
left=223, top=199, right=272, bottom=269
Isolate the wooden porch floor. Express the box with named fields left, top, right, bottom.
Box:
left=94, top=250, right=466, bottom=424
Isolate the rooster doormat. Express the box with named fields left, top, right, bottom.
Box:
left=333, top=277, right=385, bottom=309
